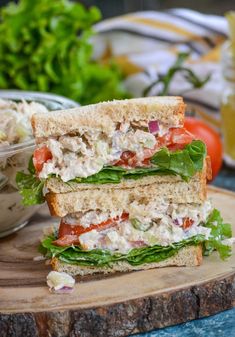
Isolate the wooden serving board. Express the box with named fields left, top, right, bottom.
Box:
left=1, top=186, right=235, bottom=337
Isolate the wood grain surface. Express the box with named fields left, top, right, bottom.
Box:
left=0, top=186, right=235, bottom=337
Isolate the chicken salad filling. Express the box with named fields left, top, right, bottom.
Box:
left=53, top=201, right=212, bottom=254
left=0, top=99, right=48, bottom=177
left=36, top=121, right=194, bottom=182
left=17, top=124, right=206, bottom=206
left=41, top=205, right=233, bottom=264
left=0, top=99, right=48, bottom=148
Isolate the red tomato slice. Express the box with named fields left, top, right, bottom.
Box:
left=114, top=151, right=137, bottom=167
left=53, top=235, right=80, bottom=247
left=140, top=147, right=161, bottom=166
left=33, top=145, right=52, bottom=173
left=158, top=128, right=194, bottom=148
left=54, top=212, right=129, bottom=247
left=182, top=217, right=194, bottom=230
left=141, top=147, right=158, bottom=160
left=142, top=157, right=151, bottom=166
left=115, top=149, right=155, bottom=167
left=170, top=128, right=194, bottom=144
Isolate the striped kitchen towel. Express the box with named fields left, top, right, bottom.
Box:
left=92, top=8, right=228, bottom=130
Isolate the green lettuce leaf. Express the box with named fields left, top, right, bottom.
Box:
left=40, top=234, right=205, bottom=267
left=28, top=156, right=36, bottom=175
left=70, top=166, right=175, bottom=185
left=39, top=209, right=233, bottom=267
left=15, top=153, right=45, bottom=206
left=0, top=0, right=128, bottom=105
left=150, top=140, right=206, bottom=181
left=16, top=171, right=45, bottom=206
left=203, top=209, right=232, bottom=260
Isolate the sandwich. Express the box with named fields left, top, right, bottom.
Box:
left=17, top=97, right=207, bottom=203
left=40, top=196, right=232, bottom=276
left=42, top=178, right=231, bottom=276
left=17, top=97, right=233, bottom=275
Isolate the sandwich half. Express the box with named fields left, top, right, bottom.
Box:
left=17, top=97, right=208, bottom=204
left=41, top=160, right=219, bottom=275
left=41, top=194, right=231, bottom=276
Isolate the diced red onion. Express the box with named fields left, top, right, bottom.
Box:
left=54, top=286, right=74, bottom=294
left=148, top=120, right=159, bottom=134
left=173, top=219, right=180, bottom=226
left=130, top=240, right=147, bottom=248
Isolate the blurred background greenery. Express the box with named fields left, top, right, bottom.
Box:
left=0, top=0, right=234, bottom=106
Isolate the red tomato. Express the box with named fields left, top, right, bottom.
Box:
left=54, top=212, right=129, bottom=247
left=33, top=146, right=52, bottom=173
left=115, top=151, right=138, bottom=167
left=53, top=235, right=80, bottom=247
left=169, top=128, right=194, bottom=144
left=184, top=117, right=223, bottom=179
left=115, top=149, right=156, bottom=167
left=158, top=127, right=194, bottom=150
left=182, top=217, right=194, bottom=230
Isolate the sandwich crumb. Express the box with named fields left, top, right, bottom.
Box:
left=47, top=271, right=75, bottom=294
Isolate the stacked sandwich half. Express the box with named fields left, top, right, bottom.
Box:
left=17, top=97, right=233, bottom=275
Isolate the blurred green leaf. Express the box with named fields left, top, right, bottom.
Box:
left=203, top=209, right=232, bottom=260
left=0, top=0, right=128, bottom=104
left=143, top=52, right=211, bottom=97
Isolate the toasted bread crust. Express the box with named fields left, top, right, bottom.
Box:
left=206, top=156, right=212, bottom=181
left=32, top=97, right=185, bottom=138
left=51, top=245, right=202, bottom=276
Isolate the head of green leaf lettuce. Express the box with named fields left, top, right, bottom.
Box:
left=0, top=0, right=129, bottom=104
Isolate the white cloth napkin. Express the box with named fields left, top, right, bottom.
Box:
left=92, top=9, right=228, bottom=130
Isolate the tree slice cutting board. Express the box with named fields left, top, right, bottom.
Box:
left=1, top=186, right=235, bottom=337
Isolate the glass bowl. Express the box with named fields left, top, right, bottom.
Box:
left=0, top=90, right=79, bottom=238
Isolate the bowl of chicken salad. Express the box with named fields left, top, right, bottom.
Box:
left=0, top=90, right=79, bottom=238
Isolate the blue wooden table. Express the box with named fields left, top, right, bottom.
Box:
left=213, top=164, right=235, bottom=192
left=134, top=164, right=235, bottom=337
left=134, top=308, right=235, bottom=337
